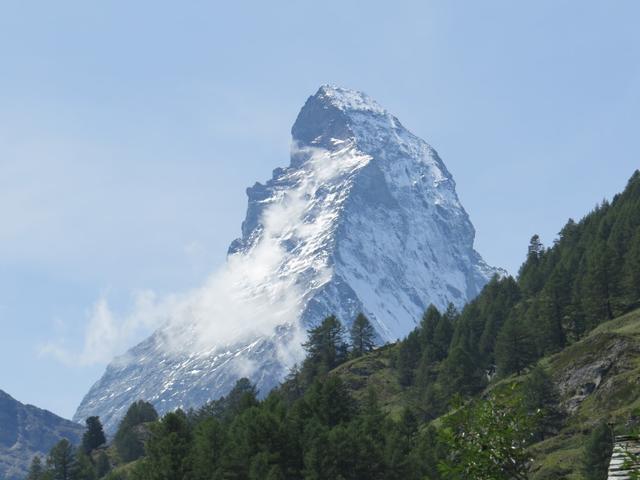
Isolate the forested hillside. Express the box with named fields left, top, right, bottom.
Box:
left=26, top=171, right=640, bottom=480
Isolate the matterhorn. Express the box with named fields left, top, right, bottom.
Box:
left=75, top=85, right=500, bottom=432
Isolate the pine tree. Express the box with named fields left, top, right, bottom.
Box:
left=94, top=451, right=111, bottom=478
left=419, top=305, right=441, bottom=355
left=350, top=313, right=376, bottom=357
left=519, top=234, right=546, bottom=296
left=521, top=365, right=563, bottom=440
left=306, top=376, right=355, bottom=427
left=47, top=439, right=79, bottom=480
left=432, top=310, right=454, bottom=361
left=384, top=409, right=419, bottom=479
left=264, top=465, right=285, bottom=480
left=581, top=422, right=613, bottom=480
left=396, top=329, right=421, bottom=387
left=142, top=410, right=192, bottom=480
left=191, top=418, right=227, bottom=480
left=27, top=456, right=45, bottom=480
left=75, top=450, right=96, bottom=480
left=623, top=229, right=640, bottom=305
left=82, top=416, right=106, bottom=453
left=441, top=344, right=485, bottom=398
left=114, top=400, right=159, bottom=463
left=495, top=315, right=537, bottom=376
left=302, top=316, right=348, bottom=381
left=225, top=378, right=259, bottom=418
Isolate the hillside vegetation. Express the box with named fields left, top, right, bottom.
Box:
left=27, top=172, right=640, bottom=480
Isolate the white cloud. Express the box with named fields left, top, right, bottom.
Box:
left=40, top=291, right=162, bottom=366
left=40, top=144, right=359, bottom=375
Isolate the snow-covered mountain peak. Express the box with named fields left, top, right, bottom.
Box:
left=75, top=86, right=500, bottom=433
left=315, top=84, right=386, bottom=115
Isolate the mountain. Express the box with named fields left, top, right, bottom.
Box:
left=94, top=171, right=640, bottom=480
left=0, top=389, right=83, bottom=480
left=74, top=85, right=500, bottom=433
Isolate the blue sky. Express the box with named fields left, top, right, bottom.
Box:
left=1, top=1, right=639, bottom=419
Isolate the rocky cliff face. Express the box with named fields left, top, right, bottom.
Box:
left=75, top=85, right=500, bottom=433
left=0, top=390, right=83, bottom=480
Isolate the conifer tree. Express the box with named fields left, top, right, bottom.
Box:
left=623, top=229, right=640, bottom=305
left=191, top=417, right=226, bottom=480
left=47, top=439, right=79, bottom=480
left=94, top=451, right=111, bottom=478
left=519, top=234, right=546, bottom=296
left=225, top=378, right=259, bottom=418
left=141, top=410, right=192, bottom=480
left=302, top=316, right=348, bottom=380
left=419, top=305, right=441, bottom=354
left=27, top=456, right=45, bottom=480
left=521, top=365, right=563, bottom=440
left=350, top=313, right=376, bottom=357
left=75, top=450, right=96, bottom=480
left=441, top=344, right=485, bottom=398
left=114, top=400, right=159, bottom=463
left=495, top=315, right=537, bottom=376
left=396, top=329, right=421, bottom=386
left=306, top=376, right=355, bottom=427
left=432, top=310, right=454, bottom=361
left=264, top=465, right=285, bottom=480
left=581, top=422, right=613, bottom=480
left=82, top=416, right=106, bottom=453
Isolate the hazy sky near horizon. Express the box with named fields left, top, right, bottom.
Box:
left=1, top=1, right=639, bottom=418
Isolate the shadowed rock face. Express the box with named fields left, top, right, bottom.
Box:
left=75, top=85, right=500, bottom=433
left=0, top=390, right=83, bottom=480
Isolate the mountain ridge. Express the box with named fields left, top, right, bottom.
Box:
left=0, top=389, right=83, bottom=480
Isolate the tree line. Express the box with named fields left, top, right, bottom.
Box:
left=27, top=170, right=640, bottom=480
left=393, top=170, right=640, bottom=420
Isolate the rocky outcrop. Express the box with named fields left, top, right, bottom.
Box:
left=553, top=334, right=640, bottom=414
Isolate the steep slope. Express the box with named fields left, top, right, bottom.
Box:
left=75, top=85, right=498, bottom=433
left=231, top=85, right=497, bottom=338
left=328, top=308, right=640, bottom=479
left=0, top=390, right=83, bottom=480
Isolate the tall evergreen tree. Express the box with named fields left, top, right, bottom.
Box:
left=581, top=422, right=613, bottom=480
left=440, top=344, right=485, bottom=398
left=114, top=400, right=159, bottom=463
left=431, top=309, right=454, bottom=361
left=47, top=439, right=79, bottom=480
left=396, top=329, right=421, bottom=387
left=82, top=416, right=106, bottom=453
left=419, top=305, right=441, bottom=355
left=139, top=410, right=192, bottom=480
left=94, top=451, right=111, bottom=478
left=302, top=316, right=348, bottom=381
left=75, top=450, right=96, bottom=480
left=191, top=417, right=226, bottom=480
left=623, top=229, right=640, bottom=305
left=225, top=378, right=259, bottom=418
left=519, top=234, right=546, bottom=296
left=521, top=365, right=563, bottom=440
left=306, top=376, right=355, bottom=428
left=27, top=456, right=45, bottom=480
left=495, top=315, right=537, bottom=376
left=350, top=313, right=376, bottom=357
